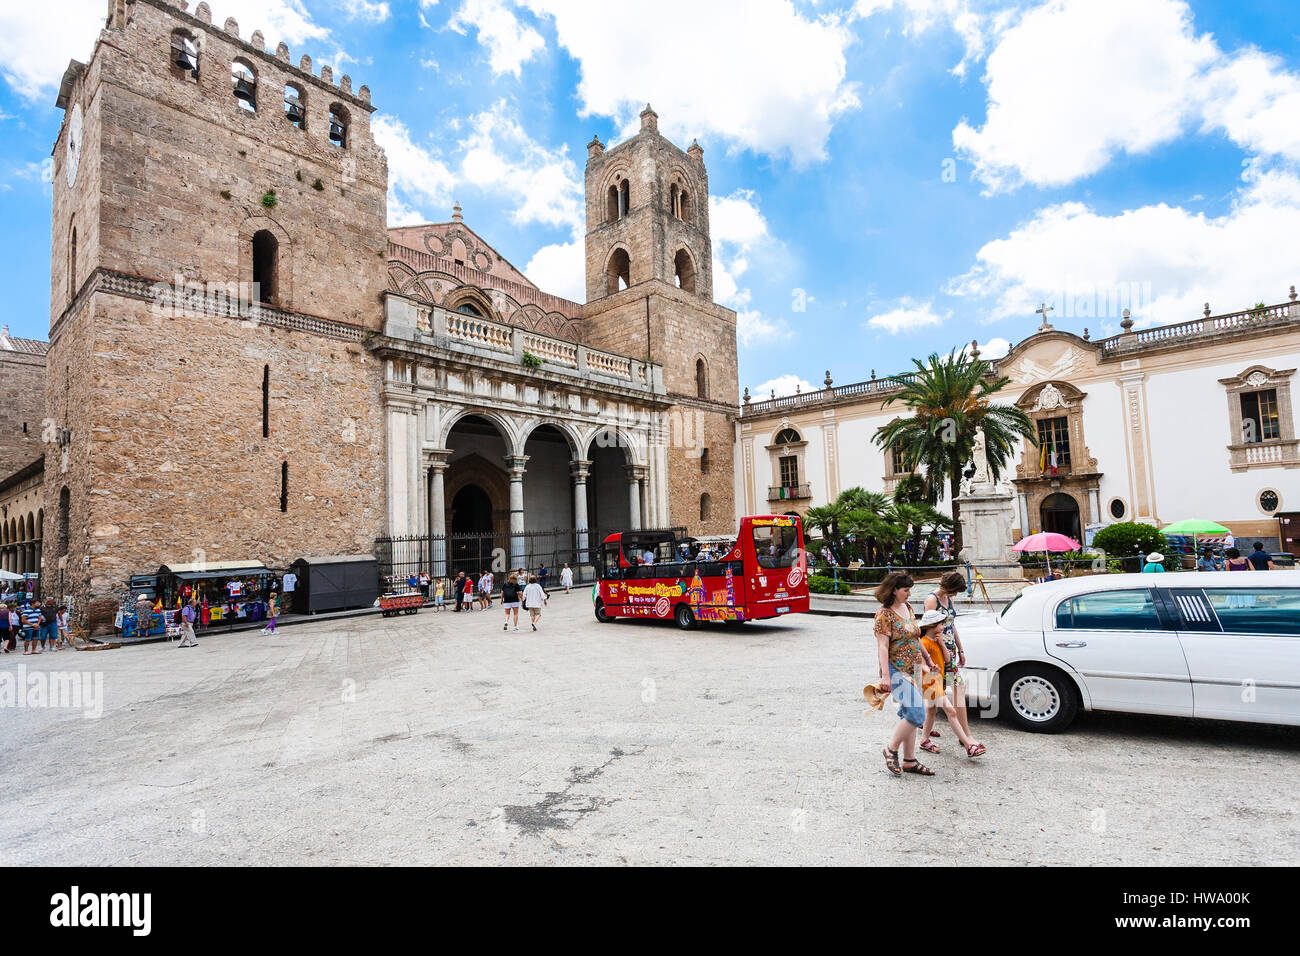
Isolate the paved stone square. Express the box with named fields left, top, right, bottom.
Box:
left=2, top=593, right=1297, bottom=866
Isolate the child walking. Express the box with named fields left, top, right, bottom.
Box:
left=434, top=577, right=445, bottom=611
left=261, top=592, right=280, bottom=635
left=916, top=608, right=985, bottom=758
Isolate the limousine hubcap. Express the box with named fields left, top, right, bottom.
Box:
left=1010, top=675, right=1059, bottom=721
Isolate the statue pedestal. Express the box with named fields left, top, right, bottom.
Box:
left=956, top=483, right=1019, bottom=570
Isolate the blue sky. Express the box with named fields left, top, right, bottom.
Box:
left=3, top=0, right=1299, bottom=399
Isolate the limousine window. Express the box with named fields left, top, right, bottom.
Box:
left=1202, top=588, right=1300, bottom=635
left=1055, top=589, right=1161, bottom=630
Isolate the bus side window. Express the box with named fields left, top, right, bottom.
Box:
left=603, top=545, right=623, bottom=579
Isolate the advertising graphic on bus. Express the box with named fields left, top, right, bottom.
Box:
left=594, top=515, right=810, bottom=628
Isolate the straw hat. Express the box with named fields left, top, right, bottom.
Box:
left=863, top=683, right=890, bottom=710
left=1146, top=552, right=1164, bottom=563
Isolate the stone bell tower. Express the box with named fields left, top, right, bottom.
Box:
left=580, top=107, right=738, bottom=536
left=45, top=0, right=389, bottom=631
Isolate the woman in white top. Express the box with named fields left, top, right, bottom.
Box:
left=560, top=563, right=573, bottom=593
left=522, top=576, right=548, bottom=631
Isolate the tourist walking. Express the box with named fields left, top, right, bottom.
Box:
left=452, top=571, right=467, bottom=611
left=538, top=564, right=549, bottom=591
left=1141, top=552, right=1166, bottom=573
left=178, top=598, right=199, bottom=647
left=433, top=576, right=445, bottom=611
left=501, top=573, right=521, bottom=631
left=261, top=592, right=279, bottom=635
left=1247, top=541, right=1277, bottom=570
left=40, top=598, right=58, bottom=652
left=21, top=601, right=42, bottom=655
left=872, top=571, right=936, bottom=777
left=56, top=605, right=70, bottom=649
left=920, top=571, right=981, bottom=755
left=478, top=569, right=494, bottom=609
left=0, top=602, right=11, bottom=653
left=522, top=575, right=547, bottom=631
left=560, top=563, right=573, bottom=593
left=460, top=572, right=475, bottom=612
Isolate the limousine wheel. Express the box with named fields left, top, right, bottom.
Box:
left=999, top=663, right=1079, bottom=733
left=675, top=604, right=696, bottom=630
left=594, top=599, right=611, bottom=624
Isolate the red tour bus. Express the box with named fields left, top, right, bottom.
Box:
left=594, top=514, right=811, bottom=629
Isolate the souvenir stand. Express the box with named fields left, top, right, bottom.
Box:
left=156, top=561, right=274, bottom=631
left=118, top=574, right=165, bottom=638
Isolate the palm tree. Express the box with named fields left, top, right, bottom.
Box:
left=873, top=349, right=1035, bottom=556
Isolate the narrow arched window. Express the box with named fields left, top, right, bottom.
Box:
left=700, top=447, right=710, bottom=475
left=620, top=179, right=630, bottom=217
left=171, top=31, right=199, bottom=80
left=329, top=104, right=349, bottom=147
left=280, top=461, right=289, bottom=512
left=57, top=487, right=70, bottom=558
left=252, top=230, right=278, bottom=304
left=232, top=60, right=257, bottom=112
left=456, top=303, right=483, bottom=316
left=262, top=365, right=270, bottom=438
left=669, top=183, right=679, bottom=218
left=606, top=184, right=619, bottom=222
left=606, top=248, right=630, bottom=295
left=695, top=356, right=709, bottom=399
left=679, top=188, right=692, bottom=222
left=674, top=248, right=696, bottom=294
left=284, top=84, right=305, bottom=129
left=68, top=223, right=77, bottom=303
left=700, top=493, right=713, bottom=522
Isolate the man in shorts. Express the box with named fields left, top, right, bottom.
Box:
left=522, top=575, right=547, bottom=631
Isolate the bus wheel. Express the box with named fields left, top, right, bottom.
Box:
left=674, top=604, right=696, bottom=630
left=594, top=599, right=612, bottom=624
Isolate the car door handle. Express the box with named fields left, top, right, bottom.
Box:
left=1055, top=641, right=1088, bottom=648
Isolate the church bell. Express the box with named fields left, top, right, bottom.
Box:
left=233, top=76, right=256, bottom=103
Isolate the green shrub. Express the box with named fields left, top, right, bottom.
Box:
left=261, top=189, right=278, bottom=209
left=809, top=574, right=849, bottom=595
left=1091, top=522, right=1176, bottom=569
left=521, top=350, right=542, bottom=369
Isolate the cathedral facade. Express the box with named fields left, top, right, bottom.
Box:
left=41, top=0, right=738, bottom=631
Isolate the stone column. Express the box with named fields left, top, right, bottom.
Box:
left=427, top=450, right=450, bottom=578
left=1017, top=491, right=1030, bottom=537
left=1086, top=488, right=1100, bottom=527
left=505, top=454, right=530, bottom=570
left=571, top=458, right=591, bottom=565
left=626, top=464, right=646, bottom=530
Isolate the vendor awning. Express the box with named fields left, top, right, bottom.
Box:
left=159, top=561, right=269, bottom=579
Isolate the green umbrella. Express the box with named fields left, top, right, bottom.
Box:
left=1161, top=519, right=1231, bottom=534
left=1161, top=519, right=1232, bottom=565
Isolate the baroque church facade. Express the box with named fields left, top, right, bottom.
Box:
left=39, top=0, right=738, bottom=631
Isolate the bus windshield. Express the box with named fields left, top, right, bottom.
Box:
left=752, top=520, right=800, bottom=569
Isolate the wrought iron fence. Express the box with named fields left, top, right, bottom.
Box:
left=375, top=527, right=673, bottom=592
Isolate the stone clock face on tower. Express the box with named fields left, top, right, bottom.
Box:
left=66, top=104, right=83, bottom=188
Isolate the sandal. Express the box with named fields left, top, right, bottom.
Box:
left=919, top=738, right=939, bottom=754
left=966, top=743, right=986, bottom=758
left=929, top=729, right=941, bottom=737
left=901, top=757, right=935, bottom=776
left=882, top=746, right=901, bottom=776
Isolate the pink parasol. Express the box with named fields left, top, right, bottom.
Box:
left=1012, top=532, right=1081, bottom=553
left=1012, top=532, right=1081, bottom=576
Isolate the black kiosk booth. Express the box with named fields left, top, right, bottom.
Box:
left=289, top=555, right=379, bottom=614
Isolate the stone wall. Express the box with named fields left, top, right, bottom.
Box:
left=0, top=350, right=47, bottom=479
left=45, top=294, right=386, bottom=631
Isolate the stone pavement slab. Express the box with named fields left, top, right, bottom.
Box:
left=1, top=593, right=1296, bottom=866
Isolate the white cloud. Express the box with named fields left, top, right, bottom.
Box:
left=371, top=115, right=457, bottom=223
left=457, top=100, right=583, bottom=231
left=523, top=239, right=584, bottom=302
left=520, top=0, right=860, bottom=164
left=953, top=0, right=1300, bottom=193
left=449, top=0, right=545, bottom=77
left=962, top=336, right=1011, bottom=359
left=948, top=169, right=1300, bottom=329
left=852, top=0, right=1003, bottom=79
left=737, top=309, right=793, bottom=348
left=0, top=0, right=331, bottom=101
left=865, top=298, right=947, bottom=334
left=341, top=0, right=391, bottom=22
left=749, top=374, right=816, bottom=400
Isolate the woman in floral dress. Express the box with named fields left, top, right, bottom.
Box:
left=874, top=571, right=937, bottom=776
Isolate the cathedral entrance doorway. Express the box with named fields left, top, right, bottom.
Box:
left=1040, top=492, right=1082, bottom=543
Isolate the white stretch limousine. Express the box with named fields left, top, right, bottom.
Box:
left=960, top=571, right=1300, bottom=732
